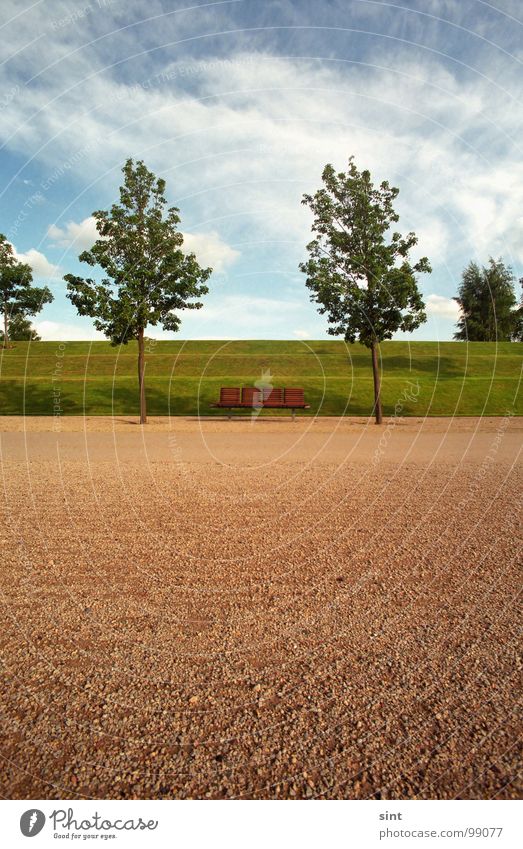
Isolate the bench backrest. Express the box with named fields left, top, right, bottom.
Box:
left=219, top=387, right=241, bottom=405
left=284, top=387, right=305, bottom=406
left=217, top=386, right=306, bottom=407
left=262, top=387, right=284, bottom=405
left=241, top=386, right=262, bottom=406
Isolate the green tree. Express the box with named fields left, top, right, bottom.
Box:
left=300, top=157, right=430, bottom=424
left=0, top=235, right=52, bottom=348
left=0, top=314, right=40, bottom=342
left=513, top=280, right=523, bottom=341
left=454, top=258, right=519, bottom=341
left=65, top=159, right=212, bottom=423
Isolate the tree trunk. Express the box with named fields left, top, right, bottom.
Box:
left=137, top=327, right=147, bottom=424
left=371, top=340, right=382, bottom=424
left=3, top=304, right=9, bottom=349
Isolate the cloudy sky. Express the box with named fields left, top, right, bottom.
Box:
left=1, top=0, right=521, bottom=341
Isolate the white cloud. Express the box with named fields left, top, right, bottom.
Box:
left=172, top=293, right=317, bottom=339
left=12, top=246, right=60, bottom=278
left=48, top=216, right=100, bottom=251
left=3, top=49, right=520, bottom=261
left=47, top=217, right=238, bottom=272
left=293, top=329, right=309, bottom=339
left=181, top=231, right=239, bottom=272
left=414, top=219, right=450, bottom=261
left=33, top=295, right=314, bottom=341
left=426, top=293, right=461, bottom=319
left=32, top=320, right=105, bottom=341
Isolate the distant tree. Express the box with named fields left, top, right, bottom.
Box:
left=510, top=278, right=522, bottom=342
left=0, top=314, right=40, bottom=342
left=65, top=159, right=212, bottom=424
left=300, top=157, right=430, bottom=424
left=0, top=235, right=52, bottom=348
left=454, top=258, right=519, bottom=341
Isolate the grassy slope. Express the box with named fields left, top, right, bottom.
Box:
left=0, top=340, right=521, bottom=416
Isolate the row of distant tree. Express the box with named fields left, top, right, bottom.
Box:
left=0, top=314, right=41, bottom=341
left=2, top=247, right=521, bottom=347
left=1, top=157, right=522, bottom=424
left=1, top=251, right=520, bottom=346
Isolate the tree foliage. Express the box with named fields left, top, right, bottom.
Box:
left=300, top=157, right=430, bottom=422
left=0, top=234, right=53, bottom=347
left=454, top=258, right=520, bottom=341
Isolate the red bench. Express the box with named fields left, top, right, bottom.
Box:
left=211, top=387, right=310, bottom=419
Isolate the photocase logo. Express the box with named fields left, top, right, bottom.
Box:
left=252, top=367, right=273, bottom=421
left=20, top=810, right=46, bottom=837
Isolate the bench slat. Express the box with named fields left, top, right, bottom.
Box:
left=263, top=388, right=284, bottom=406
left=219, top=387, right=241, bottom=405
left=284, top=388, right=305, bottom=406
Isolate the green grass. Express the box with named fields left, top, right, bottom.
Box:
left=0, top=340, right=521, bottom=416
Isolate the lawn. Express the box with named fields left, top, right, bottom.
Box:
left=0, top=339, right=521, bottom=417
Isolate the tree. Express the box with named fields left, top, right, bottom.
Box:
left=0, top=235, right=52, bottom=348
left=454, top=258, right=519, bottom=341
left=65, top=159, right=212, bottom=423
left=0, top=314, right=40, bottom=342
left=300, top=157, right=430, bottom=424
left=513, top=280, right=523, bottom=342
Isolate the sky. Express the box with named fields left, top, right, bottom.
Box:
left=0, top=0, right=522, bottom=341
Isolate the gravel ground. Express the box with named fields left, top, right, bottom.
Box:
left=0, top=419, right=521, bottom=800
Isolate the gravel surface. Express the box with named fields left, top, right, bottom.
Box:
left=0, top=420, right=521, bottom=800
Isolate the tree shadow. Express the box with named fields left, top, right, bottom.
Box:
left=0, top=380, right=172, bottom=417
left=381, top=355, right=463, bottom=377
left=0, top=380, right=62, bottom=416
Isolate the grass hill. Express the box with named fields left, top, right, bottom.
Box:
left=0, top=339, right=521, bottom=417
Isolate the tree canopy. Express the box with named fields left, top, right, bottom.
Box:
left=0, top=234, right=53, bottom=348
left=0, top=314, right=40, bottom=342
left=454, top=258, right=520, bottom=341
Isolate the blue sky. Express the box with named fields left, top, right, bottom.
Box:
left=1, top=0, right=522, bottom=340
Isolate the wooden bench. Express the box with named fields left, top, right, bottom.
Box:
left=211, top=386, right=310, bottom=420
